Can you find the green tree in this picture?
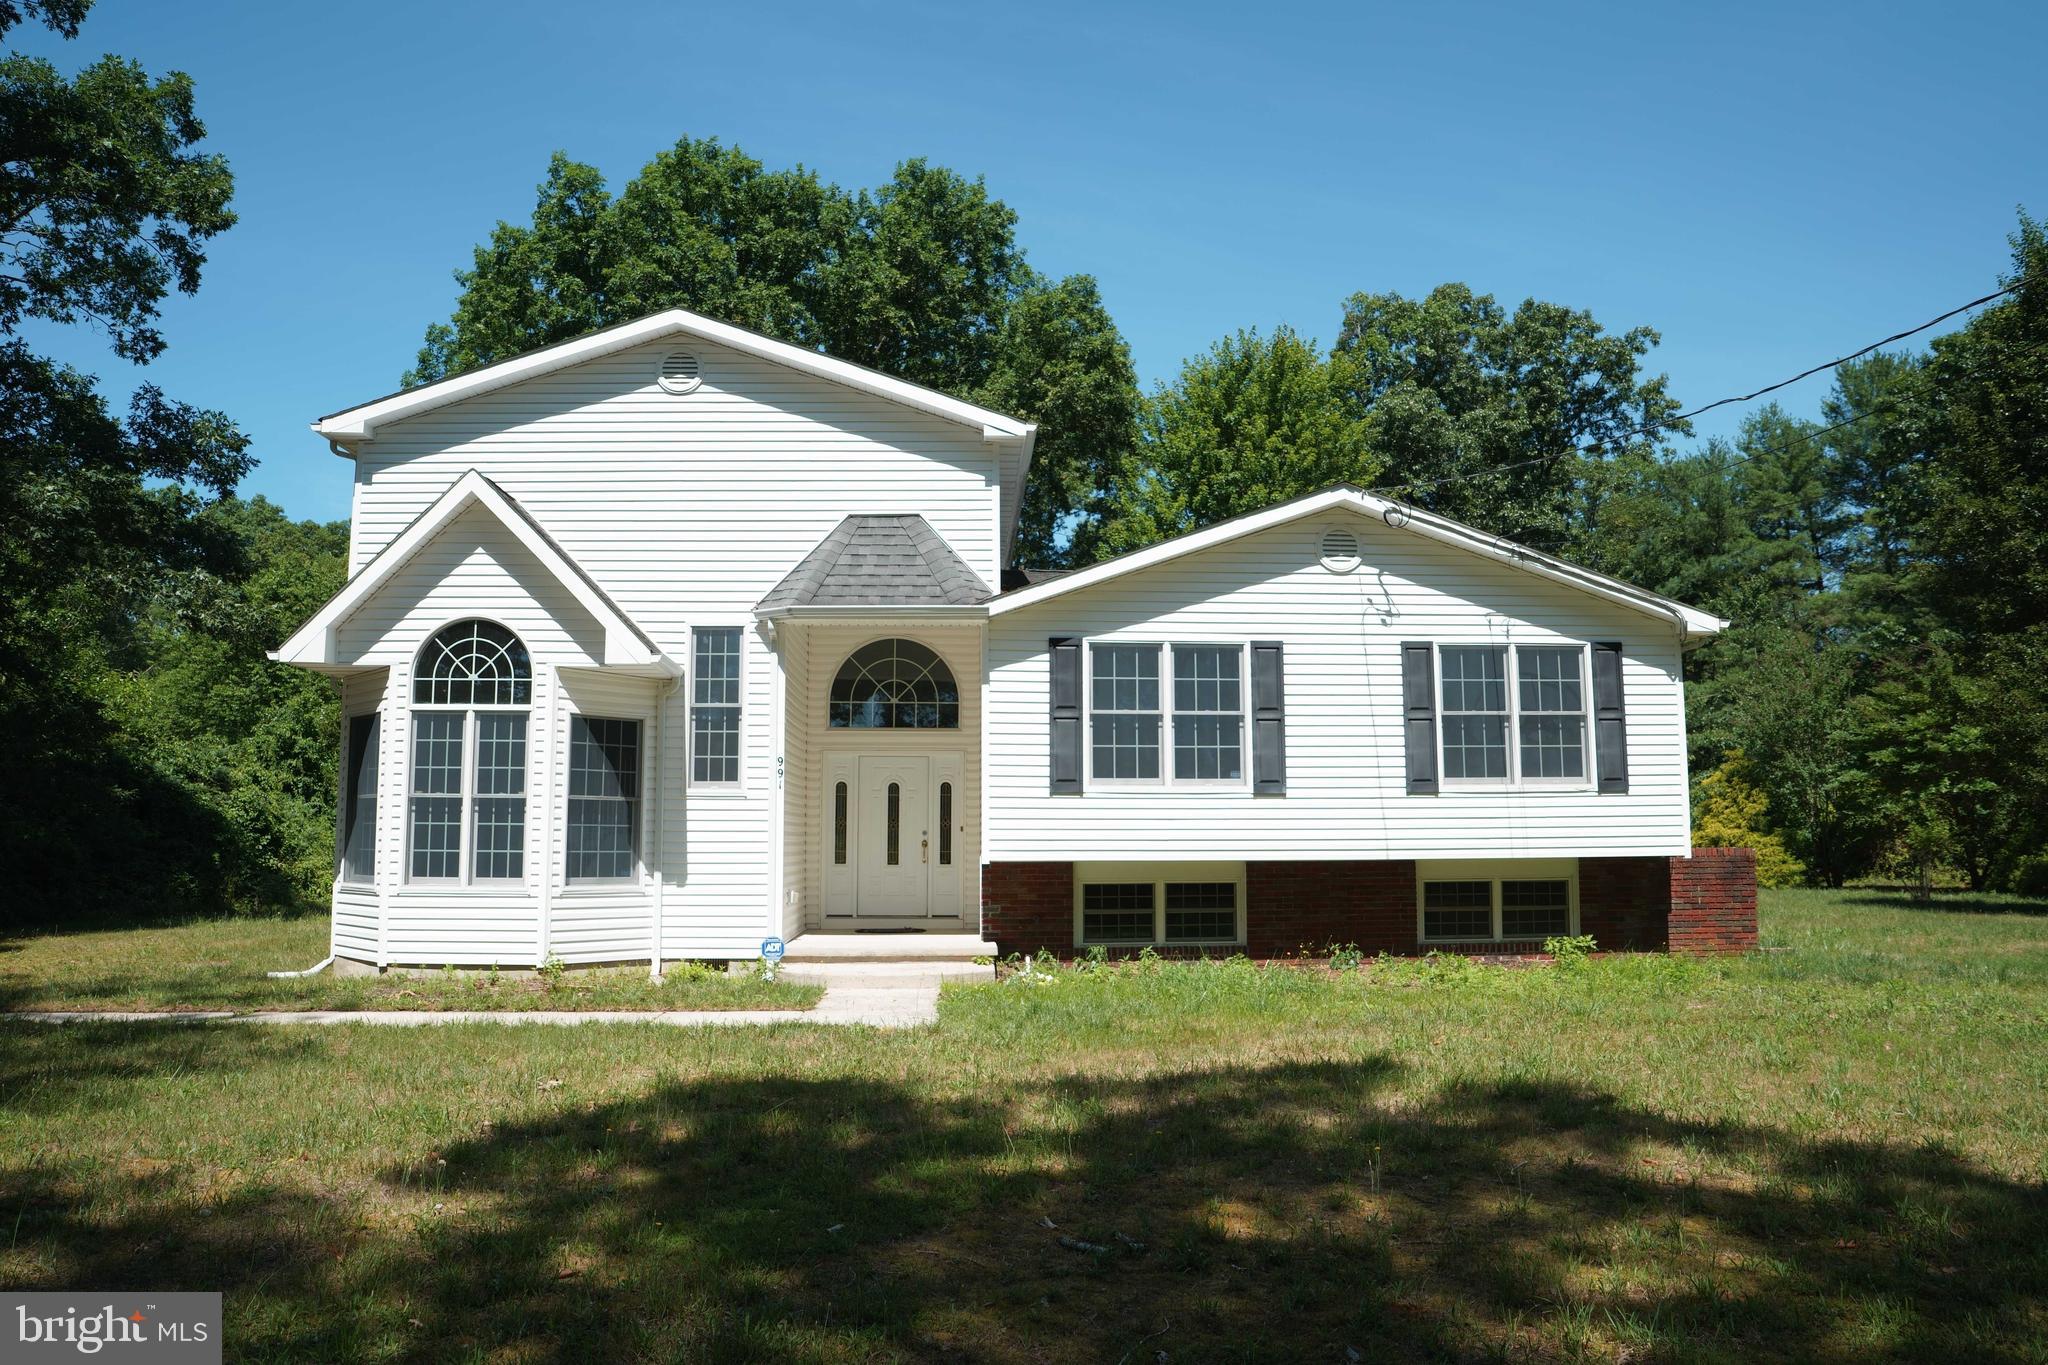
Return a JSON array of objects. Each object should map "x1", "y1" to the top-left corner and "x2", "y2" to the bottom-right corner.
[
  {"x1": 1096, "y1": 327, "x2": 1377, "y2": 553},
  {"x1": 0, "y1": 1, "x2": 264, "y2": 924},
  {"x1": 1329, "y1": 283, "x2": 1685, "y2": 550},
  {"x1": 1691, "y1": 623, "x2": 1883, "y2": 887},
  {"x1": 1820, "y1": 352, "x2": 1927, "y2": 629},
  {"x1": 407, "y1": 139, "x2": 1138, "y2": 568}
]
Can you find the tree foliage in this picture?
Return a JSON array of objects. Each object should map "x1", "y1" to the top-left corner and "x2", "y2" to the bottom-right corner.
[
  {"x1": 407, "y1": 141, "x2": 1140, "y2": 567},
  {"x1": 0, "y1": 2, "x2": 332, "y2": 926}
]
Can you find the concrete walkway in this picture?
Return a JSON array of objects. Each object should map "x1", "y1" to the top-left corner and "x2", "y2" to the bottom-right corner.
[{"x1": 5, "y1": 963, "x2": 989, "y2": 1031}]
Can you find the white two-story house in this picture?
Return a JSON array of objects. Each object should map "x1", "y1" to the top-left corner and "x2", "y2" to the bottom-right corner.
[{"x1": 274, "y1": 309, "x2": 1758, "y2": 972}]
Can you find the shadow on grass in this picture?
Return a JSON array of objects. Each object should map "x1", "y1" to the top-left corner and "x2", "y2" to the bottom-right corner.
[
  {"x1": 5, "y1": 1056, "x2": 2045, "y2": 1362},
  {"x1": 1833, "y1": 888, "x2": 2048, "y2": 918}
]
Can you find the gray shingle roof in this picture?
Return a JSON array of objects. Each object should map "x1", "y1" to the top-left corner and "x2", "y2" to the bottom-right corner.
[{"x1": 757, "y1": 515, "x2": 992, "y2": 612}]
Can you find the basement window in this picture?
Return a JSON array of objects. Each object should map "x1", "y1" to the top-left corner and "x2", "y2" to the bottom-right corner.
[
  {"x1": 1416, "y1": 860, "x2": 1578, "y2": 945},
  {"x1": 1073, "y1": 862, "x2": 1246, "y2": 947}
]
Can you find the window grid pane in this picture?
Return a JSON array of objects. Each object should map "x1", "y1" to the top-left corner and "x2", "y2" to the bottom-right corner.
[
  {"x1": 1091, "y1": 715, "x2": 1160, "y2": 781},
  {"x1": 409, "y1": 713, "x2": 464, "y2": 880},
  {"x1": 1165, "y1": 882, "x2": 1236, "y2": 941},
  {"x1": 938, "y1": 782, "x2": 952, "y2": 866},
  {"x1": 692, "y1": 628, "x2": 743, "y2": 783},
  {"x1": 1501, "y1": 880, "x2": 1571, "y2": 939},
  {"x1": 1082, "y1": 883, "x2": 1155, "y2": 942},
  {"x1": 1517, "y1": 646, "x2": 1586, "y2": 780},
  {"x1": 1171, "y1": 646, "x2": 1243, "y2": 781},
  {"x1": 1090, "y1": 645, "x2": 1159, "y2": 713},
  {"x1": 1440, "y1": 646, "x2": 1509, "y2": 780},
  {"x1": 566, "y1": 717, "x2": 640, "y2": 882},
  {"x1": 414, "y1": 619, "x2": 531, "y2": 706},
  {"x1": 469, "y1": 714, "x2": 526, "y2": 880},
  {"x1": 1423, "y1": 880, "x2": 1494, "y2": 939}
]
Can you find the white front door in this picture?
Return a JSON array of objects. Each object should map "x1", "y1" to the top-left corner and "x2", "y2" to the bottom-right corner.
[{"x1": 856, "y1": 755, "x2": 929, "y2": 917}]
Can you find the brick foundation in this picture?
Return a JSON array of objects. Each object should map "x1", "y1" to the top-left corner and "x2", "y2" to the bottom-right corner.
[
  {"x1": 1244, "y1": 860, "x2": 1417, "y2": 957},
  {"x1": 980, "y1": 849, "x2": 1758, "y2": 959},
  {"x1": 980, "y1": 861, "x2": 1077, "y2": 958},
  {"x1": 1667, "y1": 846, "x2": 1760, "y2": 954}
]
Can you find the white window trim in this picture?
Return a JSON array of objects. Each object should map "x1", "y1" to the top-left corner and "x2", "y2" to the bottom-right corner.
[
  {"x1": 688, "y1": 624, "x2": 747, "y2": 794},
  {"x1": 1414, "y1": 858, "x2": 1579, "y2": 945},
  {"x1": 561, "y1": 711, "x2": 649, "y2": 889},
  {"x1": 337, "y1": 709, "x2": 379, "y2": 888},
  {"x1": 1435, "y1": 641, "x2": 1595, "y2": 793},
  {"x1": 1083, "y1": 640, "x2": 1251, "y2": 792},
  {"x1": 405, "y1": 703, "x2": 531, "y2": 889},
  {"x1": 1073, "y1": 861, "x2": 1248, "y2": 948}
]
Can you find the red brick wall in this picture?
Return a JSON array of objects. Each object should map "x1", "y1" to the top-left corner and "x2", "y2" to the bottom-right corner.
[
  {"x1": 1667, "y1": 846, "x2": 1760, "y2": 954},
  {"x1": 1244, "y1": 861, "x2": 1417, "y2": 957},
  {"x1": 980, "y1": 850, "x2": 1758, "y2": 959},
  {"x1": 1580, "y1": 856, "x2": 1672, "y2": 951},
  {"x1": 980, "y1": 861, "x2": 1075, "y2": 958}
]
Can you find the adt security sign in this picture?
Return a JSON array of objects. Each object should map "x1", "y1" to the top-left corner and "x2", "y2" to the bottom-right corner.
[{"x1": 760, "y1": 936, "x2": 786, "y2": 978}]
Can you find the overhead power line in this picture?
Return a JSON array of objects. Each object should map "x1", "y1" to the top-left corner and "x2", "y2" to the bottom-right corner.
[{"x1": 1365, "y1": 271, "x2": 2042, "y2": 503}]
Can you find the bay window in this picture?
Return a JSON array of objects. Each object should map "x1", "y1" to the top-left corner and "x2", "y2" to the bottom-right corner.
[
  {"x1": 408, "y1": 620, "x2": 531, "y2": 884},
  {"x1": 566, "y1": 716, "x2": 641, "y2": 883}
]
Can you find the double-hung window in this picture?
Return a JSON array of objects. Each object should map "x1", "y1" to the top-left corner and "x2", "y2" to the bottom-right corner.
[
  {"x1": 1438, "y1": 643, "x2": 1590, "y2": 787},
  {"x1": 339, "y1": 712, "x2": 379, "y2": 883},
  {"x1": 408, "y1": 620, "x2": 531, "y2": 884},
  {"x1": 1088, "y1": 642, "x2": 1245, "y2": 787},
  {"x1": 1089, "y1": 644, "x2": 1160, "y2": 781},
  {"x1": 566, "y1": 717, "x2": 641, "y2": 882},
  {"x1": 1171, "y1": 645, "x2": 1243, "y2": 781},
  {"x1": 691, "y1": 626, "x2": 742, "y2": 786}
]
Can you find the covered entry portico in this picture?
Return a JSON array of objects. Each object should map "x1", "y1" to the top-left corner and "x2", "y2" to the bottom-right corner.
[{"x1": 755, "y1": 513, "x2": 996, "y2": 945}]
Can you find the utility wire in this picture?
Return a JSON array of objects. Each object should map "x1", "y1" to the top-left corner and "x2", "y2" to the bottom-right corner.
[{"x1": 1365, "y1": 271, "x2": 2042, "y2": 503}]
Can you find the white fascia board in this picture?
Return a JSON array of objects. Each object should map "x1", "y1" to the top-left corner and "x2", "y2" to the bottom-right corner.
[
  {"x1": 273, "y1": 470, "x2": 676, "y2": 673},
  {"x1": 314, "y1": 309, "x2": 1034, "y2": 444},
  {"x1": 1000, "y1": 426, "x2": 1039, "y2": 564},
  {"x1": 989, "y1": 487, "x2": 1726, "y2": 639}
]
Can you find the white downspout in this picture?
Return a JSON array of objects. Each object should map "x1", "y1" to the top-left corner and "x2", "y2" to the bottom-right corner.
[{"x1": 649, "y1": 669, "x2": 685, "y2": 979}]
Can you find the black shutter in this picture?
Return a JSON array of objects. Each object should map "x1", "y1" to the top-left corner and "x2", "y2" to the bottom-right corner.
[
  {"x1": 1401, "y1": 642, "x2": 1438, "y2": 795},
  {"x1": 1250, "y1": 641, "x2": 1286, "y2": 795},
  {"x1": 1049, "y1": 637, "x2": 1082, "y2": 794},
  {"x1": 1591, "y1": 641, "x2": 1628, "y2": 794}
]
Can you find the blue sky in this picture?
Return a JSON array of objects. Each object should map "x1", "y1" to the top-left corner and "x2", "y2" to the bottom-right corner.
[{"x1": 20, "y1": 0, "x2": 2045, "y2": 524}]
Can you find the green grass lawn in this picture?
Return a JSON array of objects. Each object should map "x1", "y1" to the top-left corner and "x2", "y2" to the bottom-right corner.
[
  {"x1": 0, "y1": 914, "x2": 820, "y2": 1012},
  {"x1": 2, "y1": 888, "x2": 2044, "y2": 1362}
]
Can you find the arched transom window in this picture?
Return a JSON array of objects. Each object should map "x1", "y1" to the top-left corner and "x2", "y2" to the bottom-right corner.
[
  {"x1": 414, "y1": 619, "x2": 532, "y2": 705},
  {"x1": 409, "y1": 620, "x2": 532, "y2": 883},
  {"x1": 829, "y1": 638, "x2": 959, "y2": 729}
]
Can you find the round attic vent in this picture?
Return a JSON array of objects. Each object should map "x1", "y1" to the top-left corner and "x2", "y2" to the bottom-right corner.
[
  {"x1": 1319, "y1": 526, "x2": 1361, "y2": 573},
  {"x1": 657, "y1": 351, "x2": 702, "y2": 394}
]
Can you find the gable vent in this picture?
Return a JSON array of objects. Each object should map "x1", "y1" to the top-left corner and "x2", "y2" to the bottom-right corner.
[
  {"x1": 1319, "y1": 526, "x2": 1361, "y2": 573},
  {"x1": 657, "y1": 351, "x2": 702, "y2": 394}
]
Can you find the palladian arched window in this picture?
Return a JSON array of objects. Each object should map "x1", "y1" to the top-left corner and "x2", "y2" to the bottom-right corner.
[
  {"x1": 829, "y1": 638, "x2": 959, "y2": 729},
  {"x1": 409, "y1": 620, "x2": 532, "y2": 883}
]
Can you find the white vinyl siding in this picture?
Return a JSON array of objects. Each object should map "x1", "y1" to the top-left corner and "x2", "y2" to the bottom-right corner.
[
  {"x1": 336, "y1": 338, "x2": 1000, "y2": 960},
  {"x1": 987, "y1": 509, "x2": 1693, "y2": 862}
]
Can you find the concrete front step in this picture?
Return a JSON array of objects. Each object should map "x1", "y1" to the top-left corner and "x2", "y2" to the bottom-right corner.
[
  {"x1": 779, "y1": 931, "x2": 996, "y2": 963},
  {"x1": 776, "y1": 959, "x2": 993, "y2": 985}
]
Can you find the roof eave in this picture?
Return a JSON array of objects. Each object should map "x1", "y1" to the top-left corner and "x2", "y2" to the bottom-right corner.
[{"x1": 314, "y1": 309, "x2": 1034, "y2": 445}]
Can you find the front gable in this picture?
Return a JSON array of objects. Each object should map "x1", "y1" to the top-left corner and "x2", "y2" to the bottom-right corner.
[{"x1": 272, "y1": 470, "x2": 668, "y2": 675}]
